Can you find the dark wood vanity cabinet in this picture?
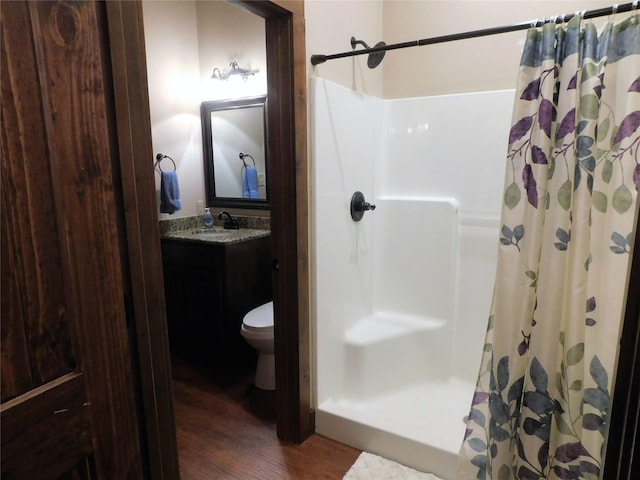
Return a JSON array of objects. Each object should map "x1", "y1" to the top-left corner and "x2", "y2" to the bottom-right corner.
[{"x1": 161, "y1": 235, "x2": 272, "y2": 365}]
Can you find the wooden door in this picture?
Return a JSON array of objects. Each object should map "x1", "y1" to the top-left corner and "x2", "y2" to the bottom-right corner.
[{"x1": 1, "y1": 2, "x2": 143, "y2": 478}]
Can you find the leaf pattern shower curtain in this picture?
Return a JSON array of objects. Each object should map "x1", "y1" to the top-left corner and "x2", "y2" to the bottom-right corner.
[{"x1": 459, "y1": 13, "x2": 640, "y2": 480}]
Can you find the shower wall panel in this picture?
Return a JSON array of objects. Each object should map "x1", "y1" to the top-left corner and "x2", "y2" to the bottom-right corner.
[{"x1": 312, "y1": 78, "x2": 516, "y2": 477}]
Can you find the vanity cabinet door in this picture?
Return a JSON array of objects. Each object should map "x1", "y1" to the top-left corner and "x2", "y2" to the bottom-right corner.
[
  {"x1": 161, "y1": 240, "x2": 225, "y2": 363},
  {"x1": 162, "y1": 263, "x2": 224, "y2": 360}
]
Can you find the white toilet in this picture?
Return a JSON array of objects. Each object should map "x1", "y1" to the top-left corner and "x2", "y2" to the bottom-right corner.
[{"x1": 240, "y1": 301, "x2": 275, "y2": 390}]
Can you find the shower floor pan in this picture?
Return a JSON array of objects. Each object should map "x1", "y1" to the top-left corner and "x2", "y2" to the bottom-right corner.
[
  {"x1": 316, "y1": 313, "x2": 474, "y2": 480},
  {"x1": 317, "y1": 379, "x2": 473, "y2": 480}
]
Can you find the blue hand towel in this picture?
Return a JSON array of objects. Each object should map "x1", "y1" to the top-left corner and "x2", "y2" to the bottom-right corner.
[
  {"x1": 243, "y1": 166, "x2": 260, "y2": 198},
  {"x1": 160, "y1": 171, "x2": 182, "y2": 214}
]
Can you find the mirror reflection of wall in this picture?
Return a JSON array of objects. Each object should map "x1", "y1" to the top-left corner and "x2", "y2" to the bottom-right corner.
[
  {"x1": 143, "y1": 0, "x2": 267, "y2": 219},
  {"x1": 205, "y1": 99, "x2": 267, "y2": 201},
  {"x1": 212, "y1": 108, "x2": 261, "y2": 197}
]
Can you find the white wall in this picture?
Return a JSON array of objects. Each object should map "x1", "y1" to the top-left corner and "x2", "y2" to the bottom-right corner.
[
  {"x1": 143, "y1": 1, "x2": 204, "y2": 220},
  {"x1": 382, "y1": 0, "x2": 620, "y2": 98},
  {"x1": 196, "y1": 1, "x2": 267, "y2": 102},
  {"x1": 143, "y1": 0, "x2": 266, "y2": 219}
]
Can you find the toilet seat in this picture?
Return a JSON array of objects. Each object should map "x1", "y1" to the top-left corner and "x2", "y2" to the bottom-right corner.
[{"x1": 242, "y1": 301, "x2": 273, "y2": 331}]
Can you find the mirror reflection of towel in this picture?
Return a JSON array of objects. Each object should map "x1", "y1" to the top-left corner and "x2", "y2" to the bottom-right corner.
[
  {"x1": 160, "y1": 171, "x2": 182, "y2": 214},
  {"x1": 243, "y1": 166, "x2": 260, "y2": 198}
]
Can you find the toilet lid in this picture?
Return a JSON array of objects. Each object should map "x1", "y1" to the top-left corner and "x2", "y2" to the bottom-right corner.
[{"x1": 243, "y1": 301, "x2": 274, "y2": 329}]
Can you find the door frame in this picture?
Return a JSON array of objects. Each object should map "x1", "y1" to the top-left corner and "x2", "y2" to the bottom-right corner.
[
  {"x1": 105, "y1": 1, "x2": 311, "y2": 477},
  {"x1": 234, "y1": 0, "x2": 312, "y2": 443},
  {"x1": 105, "y1": 3, "x2": 179, "y2": 478}
]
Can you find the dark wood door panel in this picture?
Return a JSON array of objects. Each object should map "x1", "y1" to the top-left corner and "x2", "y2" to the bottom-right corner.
[
  {"x1": 1, "y1": 1, "x2": 143, "y2": 478},
  {"x1": 1, "y1": 373, "x2": 93, "y2": 479},
  {"x1": 1, "y1": 0, "x2": 76, "y2": 402}
]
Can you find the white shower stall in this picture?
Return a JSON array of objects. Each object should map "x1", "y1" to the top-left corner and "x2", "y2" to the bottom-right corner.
[{"x1": 311, "y1": 77, "x2": 515, "y2": 480}]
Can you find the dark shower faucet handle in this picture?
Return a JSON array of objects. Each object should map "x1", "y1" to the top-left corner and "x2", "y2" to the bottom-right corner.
[{"x1": 350, "y1": 191, "x2": 376, "y2": 222}]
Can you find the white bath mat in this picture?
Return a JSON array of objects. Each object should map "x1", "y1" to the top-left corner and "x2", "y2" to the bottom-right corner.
[{"x1": 343, "y1": 452, "x2": 443, "y2": 480}]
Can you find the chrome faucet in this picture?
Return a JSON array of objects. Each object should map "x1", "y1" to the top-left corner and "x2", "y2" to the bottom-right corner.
[{"x1": 218, "y1": 211, "x2": 239, "y2": 230}]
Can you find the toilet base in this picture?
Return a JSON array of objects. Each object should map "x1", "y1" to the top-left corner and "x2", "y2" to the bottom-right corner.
[{"x1": 254, "y1": 352, "x2": 275, "y2": 390}]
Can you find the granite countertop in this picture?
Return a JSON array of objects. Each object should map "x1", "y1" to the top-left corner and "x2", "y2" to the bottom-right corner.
[
  {"x1": 161, "y1": 227, "x2": 270, "y2": 245},
  {"x1": 159, "y1": 215, "x2": 270, "y2": 245}
]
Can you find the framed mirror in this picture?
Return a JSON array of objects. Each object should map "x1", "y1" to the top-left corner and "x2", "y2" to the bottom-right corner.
[{"x1": 201, "y1": 95, "x2": 269, "y2": 209}]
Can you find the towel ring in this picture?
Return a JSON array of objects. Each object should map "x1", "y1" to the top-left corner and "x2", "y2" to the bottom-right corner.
[
  {"x1": 156, "y1": 153, "x2": 176, "y2": 172},
  {"x1": 239, "y1": 152, "x2": 256, "y2": 168}
]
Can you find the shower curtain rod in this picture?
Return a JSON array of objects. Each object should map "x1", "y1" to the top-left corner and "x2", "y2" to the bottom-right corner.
[{"x1": 310, "y1": 2, "x2": 637, "y2": 66}]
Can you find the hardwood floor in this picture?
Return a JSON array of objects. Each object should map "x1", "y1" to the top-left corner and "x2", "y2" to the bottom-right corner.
[{"x1": 171, "y1": 355, "x2": 361, "y2": 479}]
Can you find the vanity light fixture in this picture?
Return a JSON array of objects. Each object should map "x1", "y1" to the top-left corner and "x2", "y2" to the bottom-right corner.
[{"x1": 211, "y1": 61, "x2": 258, "y2": 81}]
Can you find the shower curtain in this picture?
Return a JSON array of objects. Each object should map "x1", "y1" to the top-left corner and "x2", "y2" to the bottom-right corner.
[{"x1": 459, "y1": 13, "x2": 639, "y2": 480}]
